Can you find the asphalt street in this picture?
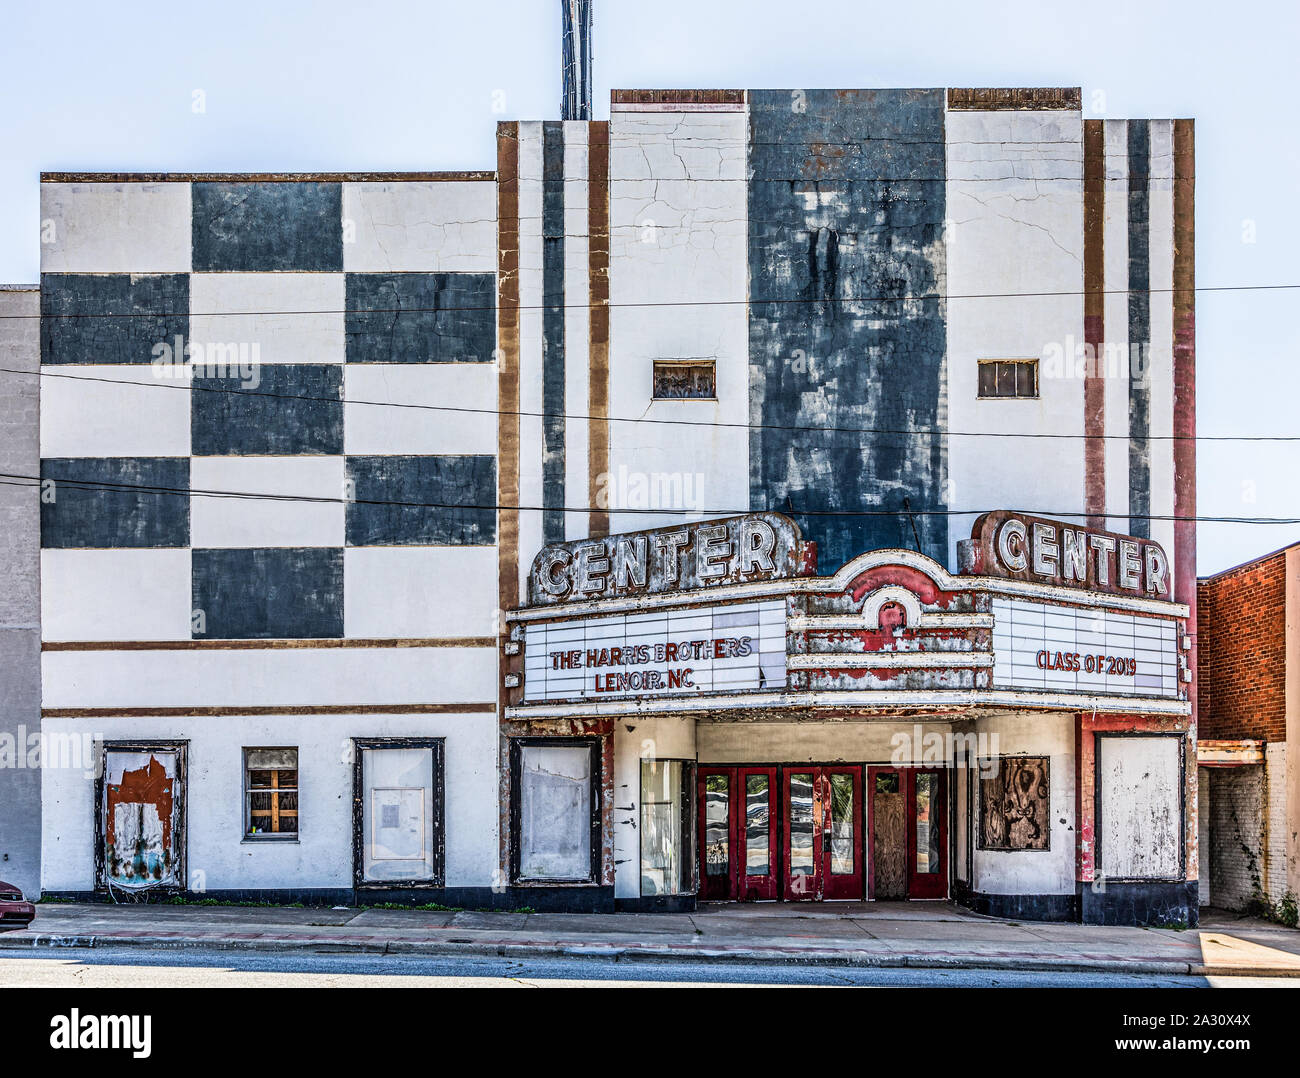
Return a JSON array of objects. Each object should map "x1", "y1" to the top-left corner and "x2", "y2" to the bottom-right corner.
[{"x1": 0, "y1": 946, "x2": 1292, "y2": 988}]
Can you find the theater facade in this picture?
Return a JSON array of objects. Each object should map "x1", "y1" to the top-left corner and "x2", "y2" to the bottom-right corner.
[
  {"x1": 32, "y1": 84, "x2": 1197, "y2": 927},
  {"x1": 503, "y1": 511, "x2": 1194, "y2": 924}
]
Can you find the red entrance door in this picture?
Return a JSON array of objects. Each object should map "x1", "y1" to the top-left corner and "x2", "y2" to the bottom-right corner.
[
  {"x1": 907, "y1": 768, "x2": 947, "y2": 898},
  {"x1": 868, "y1": 767, "x2": 948, "y2": 899},
  {"x1": 781, "y1": 766, "x2": 864, "y2": 901},
  {"x1": 697, "y1": 767, "x2": 778, "y2": 901}
]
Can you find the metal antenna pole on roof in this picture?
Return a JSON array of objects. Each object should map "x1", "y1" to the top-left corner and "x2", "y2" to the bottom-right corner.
[{"x1": 561, "y1": 0, "x2": 593, "y2": 121}]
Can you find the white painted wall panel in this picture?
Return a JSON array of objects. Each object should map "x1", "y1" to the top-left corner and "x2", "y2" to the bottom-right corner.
[
  {"x1": 41, "y1": 646, "x2": 497, "y2": 708},
  {"x1": 613, "y1": 715, "x2": 696, "y2": 900},
  {"x1": 190, "y1": 456, "x2": 345, "y2": 548},
  {"x1": 342, "y1": 181, "x2": 497, "y2": 273},
  {"x1": 40, "y1": 182, "x2": 191, "y2": 272},
  {"x1": 945, "y1": 111, "x2": 1085, "y2": 571},
  {"x1": 563, "y1": 122, "x2": 591, "y2": 541},
  {"x1": 516, "y1": 123, "x2": 546, "y2": 596},
  {"x1": 41, "y1": 549, "x2": 192, "y2": 641},
  {"x1": 970, "y1": 712, "x2": 1076, "y2": 894},
  {"x1": 40, "y1": 711, "x2": 499, "y2": 890},
  {"x1": 1146, "y1": 120, "x2": 1177, "y2": 567},
  {"x1": 343, "y1": 364, "x2": 497, "y2": 455},
  {"x1": 344, "y1": 547, "x2": 499, "y2": 637},
  {"x1": 608, "y1": 110, "x2": 749, "y2": 535},
  {"x1": 1102, "y1": 120, "x2": 1131, "y2": 532},
  {"x1": 190, "y1": 273, "x2": 345, "y2": 365},
  {"x1": 40, "y1": 365, "x2": 190, "y2": 457}
]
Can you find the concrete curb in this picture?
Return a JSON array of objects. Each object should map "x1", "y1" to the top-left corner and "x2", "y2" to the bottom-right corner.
[{"x1": 3, "y1": 930, "x2": 1284, "y2": 976}]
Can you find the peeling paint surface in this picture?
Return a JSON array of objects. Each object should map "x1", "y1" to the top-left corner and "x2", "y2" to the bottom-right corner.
[
  {"x1": 104, "y1": 751, "x2": 180, "y2": 888},
  {"x1": 748, "y1": 89, "x2": 948, "y2": 570}
]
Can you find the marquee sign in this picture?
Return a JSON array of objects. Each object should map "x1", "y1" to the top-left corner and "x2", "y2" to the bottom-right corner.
[
  {"x1": 526, "y1": 513, "x2": 806, "y2": 606},
  {"x1": 991, "y1": 597, "x2": 1180, "y2": 699},
  {"x1": 523, "y1": 599, "x2": 787, "y2": 702},
  {"x1": 958, "y1": 512, "x2": 1170, "y2": 598}
]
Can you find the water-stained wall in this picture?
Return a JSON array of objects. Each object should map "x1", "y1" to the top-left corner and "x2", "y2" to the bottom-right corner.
[{"x1": 747, "y1": 89, "x2": 949, "y2": 571}]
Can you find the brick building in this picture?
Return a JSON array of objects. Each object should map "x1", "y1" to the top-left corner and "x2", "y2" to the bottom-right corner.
[{"x1": 1196, "y1": 544, "x2": 1299, "y2": 913}]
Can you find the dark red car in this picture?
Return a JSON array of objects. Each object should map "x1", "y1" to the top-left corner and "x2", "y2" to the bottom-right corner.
[{"x1": 0, "y1": 881, "x2": 35, "y2": 930}]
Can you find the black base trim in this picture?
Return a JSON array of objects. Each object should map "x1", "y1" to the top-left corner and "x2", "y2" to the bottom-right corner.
[
  {"x1": 954, "y1": 883, "x2": 1079, "y2": 922},
  {"x1": 1080, "y1": 880, "x2": 1199, "y2": 927},
  {"x1": 614, "y1": 894, "x2": 697, "y2": 913},
  {"x1": 44, "y1": 885, "x2": 617, "y2": 913}
]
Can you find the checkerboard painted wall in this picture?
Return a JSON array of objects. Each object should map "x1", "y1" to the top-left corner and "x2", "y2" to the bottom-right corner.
[{"x1": 39, "y1": 179, "x2": 500, "y2": 640}]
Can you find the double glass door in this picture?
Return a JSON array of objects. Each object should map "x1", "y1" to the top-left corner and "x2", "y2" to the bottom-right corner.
[
  {"x1": 697, "y1": 764, "x2": 944, "y2": 902},
  {"x1": 782, "y1": 767, "x2": 863, "y2": 900}
]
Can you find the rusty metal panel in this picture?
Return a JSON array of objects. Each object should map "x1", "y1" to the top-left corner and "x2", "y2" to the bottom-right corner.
[
  {"x1": 946, "y1": 87, "x2": 1081, "y2": 111},
  {"x1": 99, "y1": 746, "x2": 185, "y2": 890}
]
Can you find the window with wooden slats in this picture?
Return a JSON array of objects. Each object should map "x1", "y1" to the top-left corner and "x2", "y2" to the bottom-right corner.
[{"x1": 245, "y1": 748, "x2": 299, "y2": 838}]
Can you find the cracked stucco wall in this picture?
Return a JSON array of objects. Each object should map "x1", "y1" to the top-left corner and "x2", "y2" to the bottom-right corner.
[
  {"x1": 608, "y1": 108, "x2": 750, "y2": 534},
  {"x1": 944, "y1": 108, "x2": 1085, "y2": 571}
]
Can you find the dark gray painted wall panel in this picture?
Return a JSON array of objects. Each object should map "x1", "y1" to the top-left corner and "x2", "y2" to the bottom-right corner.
[
  {"x1": 40, "y1": 456, "x2": 190, "y2": 548},
  {"x1": 192, "y1": 547, "x2": 344, "y2": 639},
  {"x1": 1127, "y1": 120, "x2": 1152, "y2": 539},
  {"x1": 541, "y1": 121, "x2": 566, "y2": 543},
  {"x1": 192, "y1": 182, "x2": 343, "y2": 272},
  {"x1": 41, "y1": 273, "x2": 189, "y2": 365},
  {"x1": 344, "y1": 272, "x2": 496, "y2": 363},
  {"x1": 345, "y1": 454, "x2": 496, "y2": 546},
  {"x1": 191, "y1": 364, "x2": 343, "y2": 456},
  {"x1": 747, "y1": 88, "x2": 948, "y2": 570}
]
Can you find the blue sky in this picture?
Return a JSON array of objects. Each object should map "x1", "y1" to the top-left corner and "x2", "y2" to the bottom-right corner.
[{"x1": 2, "y1": 0, "x2": 1295, "y2": 573}]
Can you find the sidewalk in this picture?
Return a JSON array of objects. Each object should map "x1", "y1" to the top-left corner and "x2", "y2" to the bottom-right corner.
[{"x1": 4, "y1": 900, "x2": 1299, "y2": 977}]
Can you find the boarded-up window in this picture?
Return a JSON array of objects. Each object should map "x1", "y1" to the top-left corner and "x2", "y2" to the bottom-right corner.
[
  {"x1": 1098, "y1": 735, "x2": 1182, "y2": 879},
  {"x1": 245, "y1": 748, "x2": 298, "y2": 837},
  {"x1": 517, "y1": 743, "x2": 596, "y2": 880},
  {"x1": 979, "y1": 756, "x2": 1050, "y2": 850},
  {"x1": 978, "y1": 359, "x2": 1038, "y2": 398},
  {"x1": 360, "y1": 745, "x2": 438, "y2": 883},
  {"x1": 652, "y1": 361, "x2": 716, "y2": 400},
  {"x1": 101, "y1": 747, "x2": 184, "y2": 890}
]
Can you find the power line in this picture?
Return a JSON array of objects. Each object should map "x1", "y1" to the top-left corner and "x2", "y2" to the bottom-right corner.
[
  {"x1": 7, "y1": 471, "x2": 1298, "y2": 525},
  {"x1": 4, "y1": 365, "x2": 1296, "y2": 443},
  {"x1": 3, "y1": 281, "x2": 1295, "y2": 321}
]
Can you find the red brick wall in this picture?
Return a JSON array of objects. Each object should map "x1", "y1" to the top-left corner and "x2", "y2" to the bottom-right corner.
[{"x1": 1197, "y1": 551, "x2": 1287, "y2": 741}]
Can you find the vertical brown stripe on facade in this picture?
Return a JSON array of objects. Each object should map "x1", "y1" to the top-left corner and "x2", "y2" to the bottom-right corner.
[
  {"x1": 1083, "y1": 119, "x2": 1106, "y2": 529},
  {"x1": 1172, "y1": 118, "x2": 1198, "y2": 879},
  {"x1": 497, "y1": 123, "x2": 521, "y2": 875},
  {"x1": 587, "y1": 120, "x2": 611, "y2": 539}
]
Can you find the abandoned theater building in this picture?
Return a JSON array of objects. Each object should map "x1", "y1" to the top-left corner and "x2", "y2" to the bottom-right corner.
[{"x1": 32, "y1": 84, "x2": 1198, "y2": 925}]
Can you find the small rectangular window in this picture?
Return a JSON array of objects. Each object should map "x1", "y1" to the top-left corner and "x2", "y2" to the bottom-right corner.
[
  {"x1": 977, "y1": 359, "x2": 1038, "y2": 399},
  {"x1": 652, "y1": 360, "x2": 716, "y2": 400},
  {"x1": 245, "y1": 748, "x2": 298, "y2": 838}
]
